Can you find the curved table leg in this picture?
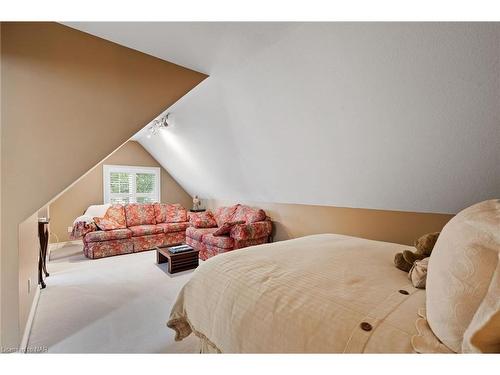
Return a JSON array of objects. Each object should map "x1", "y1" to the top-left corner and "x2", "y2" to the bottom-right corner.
[
  {"x1": 38, "y1": 251, "x2": 46, "y2": 289},
  {"x1": 38, "y1": 221, "x2": 49, "y2": 287},
  {"x1": 42, "y1": 228, "x2": 49, "y2": 277}
]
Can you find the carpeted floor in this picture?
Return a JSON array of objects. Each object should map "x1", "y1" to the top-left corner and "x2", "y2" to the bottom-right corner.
[{"x1": 28, "y1": 243, "x2": 199, "y2": 353}]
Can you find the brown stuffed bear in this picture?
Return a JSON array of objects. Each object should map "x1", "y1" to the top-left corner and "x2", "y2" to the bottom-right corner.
[{"x1": 394, "y1": 232, "x2": 440, "y2": 272}]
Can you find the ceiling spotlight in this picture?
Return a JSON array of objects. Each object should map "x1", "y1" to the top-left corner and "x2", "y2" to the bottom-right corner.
[{"x1": 148, "y1": 113, "x2": 170, "y2": 135}]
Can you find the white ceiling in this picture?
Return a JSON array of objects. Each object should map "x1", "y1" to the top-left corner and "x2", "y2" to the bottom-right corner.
[
  {"x1": 63, "y1": 22, "x2": 301, "y2": 75},
  {"x1": 64, "y1": 22, "x2": 500, "y2": 214}
]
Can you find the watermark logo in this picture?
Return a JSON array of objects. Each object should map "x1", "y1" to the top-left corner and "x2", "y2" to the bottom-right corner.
[{"x1": 1, "y1": 346, "x2": 48, "y2": 353}]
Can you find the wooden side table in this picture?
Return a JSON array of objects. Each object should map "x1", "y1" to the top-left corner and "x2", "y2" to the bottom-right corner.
[
  {"x1": 38, "y1": 218, "x2": 50, "y2": 289},
  {"x1": 156, "y1": 246, "x2": 199, "y2": 274}
]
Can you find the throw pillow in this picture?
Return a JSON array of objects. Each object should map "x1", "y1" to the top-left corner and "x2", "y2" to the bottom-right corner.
[
  {"x1": 189, "y1": 211, "x2": 217, "y2": 228},
  {"x1": 103, "y1": 204, "x2": 127, "y2": 228},
  {"x1": 232, "y1": 205, "x2": 267, "y2": 224},
  {"x1": 212, "y1": 221, "x2": 245, "y2": 236},
  {"x1": 94, "y1": 217, "x2": 122, "y2": 231},
  {"x1": 213, "y1": 205, "x2": 240, "y2": 227}
]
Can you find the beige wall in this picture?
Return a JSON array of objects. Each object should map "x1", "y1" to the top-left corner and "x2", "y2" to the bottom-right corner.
[
  {"x1": 18, "y1": 212, "x2": 39, "y2": 342},
  {"x1": 206, "y1": 199, "x2": 453, "y2": 246},
  {"x1": 49, "y1": 141, "x2": 192, "y2": 243},
  {"x1": 1, "y1": 22, "x2": 206, "y2": 348}
]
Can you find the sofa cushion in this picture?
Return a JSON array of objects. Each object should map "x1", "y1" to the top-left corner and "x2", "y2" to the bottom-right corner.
[
  {"x1": 186, "y1": 226, "x2": 217, "y2": 242},
  {"x1": 129, "y1": 225, "x2": 164, "y2": 237},
  {"x1": 94, "y1": 217, "x2": 123, "y2": 231},
  {"x1": 156, "y1": 222, "x2": 190, "y2": 234},
  {"x1": 154, "y1": 203, "x2": 188, "y2": 223},
  {"x1": 103, "y1": 204, "x2": 127, "y2": 228},
  {"x1": 85, "y1": 228, "x2": 132, "y2": 243},
  {"x1": 202, "y1": 233, "x2": 234, "y2": 249},
  {"x1": 213, "y1": 205, "x2": 240, "y2": 227},
  {"x1": 232, "y1": 205, "x2": 267, "y2": 224},
  {"x1": 213, "y1": 221, "x2": 245, "y2": 236},
  {"x1": 125, "y1": 203, "x2": 156, "y2": 226},
  {"x1": 189, "y1": 211, "x2": 217, "y2": 228}
]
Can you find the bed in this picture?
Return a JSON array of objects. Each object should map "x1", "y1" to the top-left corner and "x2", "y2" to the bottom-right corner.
[
  {"x1": 167, "y1": 233, "x2": 439, "y2": 353},
  {"x1": 168, "y1": 200, "x2": 500, "y2": 353}
]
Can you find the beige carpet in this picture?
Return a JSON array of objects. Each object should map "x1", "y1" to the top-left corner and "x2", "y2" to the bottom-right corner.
[{"x1": 28, "y1": 243, "x2": 199, "y2": 353}]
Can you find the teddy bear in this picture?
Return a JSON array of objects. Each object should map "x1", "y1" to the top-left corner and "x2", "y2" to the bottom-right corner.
[{"x1": 394, "y1": 232, "x2": 440, "y2": 272}]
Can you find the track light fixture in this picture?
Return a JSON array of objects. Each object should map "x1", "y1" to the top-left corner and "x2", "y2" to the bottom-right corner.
[{"x1": 148, "y1": 113, "x2": 170, "y2": 135}]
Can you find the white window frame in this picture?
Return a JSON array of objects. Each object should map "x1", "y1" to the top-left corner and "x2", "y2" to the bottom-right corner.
[{"x1": 103, "y1": 165, "x2": 161, "y2": 204}]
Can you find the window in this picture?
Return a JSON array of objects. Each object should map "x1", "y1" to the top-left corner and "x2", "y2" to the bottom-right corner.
[{"x1": 103, "y1": 165, "x2": 160, "y2": 204}]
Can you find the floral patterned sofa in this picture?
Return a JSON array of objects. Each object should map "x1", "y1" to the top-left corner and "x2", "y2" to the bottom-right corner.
[
  {"x1": 79, "y1": 203, "x2": 189, "y2": 259},
  {"x1": 186, "y1": 204, "x2": 273, "y2": 260}
]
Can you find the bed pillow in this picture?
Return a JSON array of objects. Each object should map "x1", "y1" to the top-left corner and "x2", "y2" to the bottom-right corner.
[
  {"x1": 93, "y1": 217, "x2": 123, "y2": 231},
  {"x1": 463, "y1": 262, "x2": 500, "y2": 353},
  {"x1": 212, "y1": 221, "x2": 245, "y2": 236},
  {"x1": 426, "y1": 199, "x2": 500, "y2": 353},
  {"x1": 189, "y1": 211, "x2": 218, "y2": 228}
]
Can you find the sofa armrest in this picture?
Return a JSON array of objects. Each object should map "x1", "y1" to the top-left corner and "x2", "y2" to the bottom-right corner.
[
  {"x1": 188, "y1": 211, "x2": 218, "y2": 228},
  {"x1": 230, "y1": 220, "x2": 272, "y2": 241},
  {"x1": 71, "y1": 221, "x2": 97, "y2": 240}
]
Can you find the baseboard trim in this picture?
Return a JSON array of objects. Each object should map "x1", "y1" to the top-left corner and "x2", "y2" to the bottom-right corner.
[
  {"x1": 48, "y1": 240, "x2": 81, "y2": 260},
  {"x1": 20, "y1": 285, "x2": 41, "y2": 353}
]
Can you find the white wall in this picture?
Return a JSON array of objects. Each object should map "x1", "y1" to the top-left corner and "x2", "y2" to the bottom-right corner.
[{"x1": 138, "y1": 23, "x2": 500, "y2": 214}]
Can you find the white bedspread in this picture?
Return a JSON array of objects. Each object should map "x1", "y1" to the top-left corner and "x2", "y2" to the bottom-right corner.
[{"x1": 168, "y1": 234, "x2": 429, "y2": 353}]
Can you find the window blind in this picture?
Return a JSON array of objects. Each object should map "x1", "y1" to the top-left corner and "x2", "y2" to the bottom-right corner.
[{"x1": 103, "y1": 165, "x2": 160, "y2": 204}]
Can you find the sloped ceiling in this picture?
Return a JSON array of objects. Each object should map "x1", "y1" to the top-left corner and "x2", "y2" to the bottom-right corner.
[{"x1": 65, "y1": 22, "x2": 500, "y2": 214}]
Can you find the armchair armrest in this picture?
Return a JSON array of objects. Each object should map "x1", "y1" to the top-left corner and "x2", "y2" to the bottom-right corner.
[
  {"x1": 230, "y1": 220, "x2": 272, "y2": 241},
  {"x1": 188, "y1": 210, "x2": 218, "y2": 228}
]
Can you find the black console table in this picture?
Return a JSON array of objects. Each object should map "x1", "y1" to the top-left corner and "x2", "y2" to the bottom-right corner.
[{"x1": 38, "y1": 218, "x2": 50, "y2": 289}]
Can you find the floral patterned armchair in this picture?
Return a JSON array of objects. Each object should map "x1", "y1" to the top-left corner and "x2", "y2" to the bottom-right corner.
[{"x1": 186, "y1": 204, "x2": 273, "y2": 260}]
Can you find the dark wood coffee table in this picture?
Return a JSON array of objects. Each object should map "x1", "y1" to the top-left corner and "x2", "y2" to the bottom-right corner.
[{"x1": 156, "y1": 245, "x2": 200, "y2": 274}]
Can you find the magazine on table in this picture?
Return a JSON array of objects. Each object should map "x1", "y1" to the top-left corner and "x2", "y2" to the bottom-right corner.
[{"x1": 168, "y1": 244, "x2": 193, "y2": 253}]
